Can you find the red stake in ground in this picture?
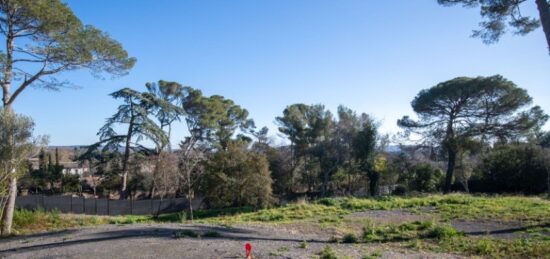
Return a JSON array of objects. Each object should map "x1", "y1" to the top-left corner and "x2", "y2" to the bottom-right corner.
[{"x1": 245, "y1": 242, "x2": 252, "y2": 259}]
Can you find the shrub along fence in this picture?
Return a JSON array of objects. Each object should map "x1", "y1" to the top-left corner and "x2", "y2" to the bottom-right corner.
[{"x1": 15, "y1": 195, "x2": 201, "y2": 216}]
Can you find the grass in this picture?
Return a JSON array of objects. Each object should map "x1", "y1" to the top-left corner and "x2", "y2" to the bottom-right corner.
[
  {"x1": 196, "y1": 194, "x2": 550, "y2": 226},
  {"x1": 322, "y1": 194, "x2": 550, "y2": 223},
  {"x1": 11, "y1": 209, "x2": 109, "y2": 235},
  {"x1": 361, "y1": 220, "x2": 461, "y2": 242},
  {"x1": 426, "y1": 236, "x2": 550, "y2": 258},
  {"x1": 318, "y1": 245, "x2": 338, "y2": 259}
]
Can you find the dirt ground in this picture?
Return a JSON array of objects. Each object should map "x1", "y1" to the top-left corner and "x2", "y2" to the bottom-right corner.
[
  {"x1": 1, "y1": 209, "x2": 544, "y2": 259},
  {"x1": 0, "y1": 223, "x2": 461, "y2": 259}
]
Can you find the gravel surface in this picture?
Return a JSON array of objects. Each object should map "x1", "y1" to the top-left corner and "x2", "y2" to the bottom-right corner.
[{"x1": 0, "y1": 223, "x2": 461, "y2": 259}]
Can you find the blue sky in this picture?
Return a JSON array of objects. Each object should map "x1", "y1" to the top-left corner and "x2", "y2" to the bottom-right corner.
[{"x1": 13, "y1": 0, "x2": 550, "y2": 146}]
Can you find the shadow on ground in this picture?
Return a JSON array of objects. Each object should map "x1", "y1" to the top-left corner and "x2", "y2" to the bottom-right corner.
[{"x1": 0, "y1": 225, "x2": 329, "y2": 256}]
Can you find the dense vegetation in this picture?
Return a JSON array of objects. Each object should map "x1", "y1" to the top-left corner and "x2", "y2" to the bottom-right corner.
[{"x1": 6, "y1": 75, "x2": 550, "y2": 223}]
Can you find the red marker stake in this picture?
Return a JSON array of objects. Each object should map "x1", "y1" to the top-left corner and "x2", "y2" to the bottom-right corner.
[{"x1": 245, "y1": 242, "x2": 252, "y2": 259}]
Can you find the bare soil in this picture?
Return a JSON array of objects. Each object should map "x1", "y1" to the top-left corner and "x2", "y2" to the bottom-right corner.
[{"x1": 0, "y1": 223, "x2": 460, "y2": 259}]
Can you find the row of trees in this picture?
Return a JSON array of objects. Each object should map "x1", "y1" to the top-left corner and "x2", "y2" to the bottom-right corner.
[{"x1": 65, "y1": 75, "x2": 548, "y2": 220}]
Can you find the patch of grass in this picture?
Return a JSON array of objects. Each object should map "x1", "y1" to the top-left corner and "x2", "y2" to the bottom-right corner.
[
  {"x1": 12, "y1": 209, "x2": 108, "y2": 235},
  {"x1": 268, "y1": 251, "x2": 281, "y2": 256},
  {"x1": 363, "y1": 251, "x2": 382, "y2": 259},
  {"x1": 199, "y1": 194, "x2": 550, "y2": 225},
  {"x1": 430, "y1": 236, "x2": 550, "y2": 258},
  {"x1": 193, "y1": 206, "x2": 254, "y2": 219},
  {"x1": 299, "y1": 240, "x2": 308, "y2": 249},
  {"x1": 318, "y1": 245, "x2": 338, "y2": 259},
  {"x1": 108, "y1": 214, "x2": 153, "y2": 225},
  {"x1": 362, "y1": 221, "x2": 462, "y2": 242},
  {"x1": 277, "y1": 245, "x2": 289, "y2": 252},
  {"x1": 199, "y1": 203, "x2": 349, "y2": 224}
]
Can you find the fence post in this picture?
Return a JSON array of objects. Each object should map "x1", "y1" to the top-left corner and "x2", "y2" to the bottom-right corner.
[
  {"x1": 35, "y1": 195, "x2": 39, "y2": 210},
  {"x1": 70, "y1": 196, "x2": 73, "y2": 213},
  {"x1": 130, "y1": 198, "x2": 133, "y2": 214},
  {"x1": 95, "y1": 198, "x2": 98, "y2": 215},
  {"x1": 83, "y1": 197, "x2": 86, "y2": 214},
  {"x1": 150, "y1": 199, "x2": 153, "y2": 215},
  {"x1": 107, "y1": 198, "x2": 110, "y2": 215}
]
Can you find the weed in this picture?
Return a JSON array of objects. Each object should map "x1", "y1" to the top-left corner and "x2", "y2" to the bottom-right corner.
[
  {"x1": 277, "y1": 245, "x2": 289, "y2": 252},
  {"x1": 299, "y1": 240, "x2": 308, "y2": 249},
  {"x1": 318, "y1": 245, "x2": 338, "y2": 259},
  {"x1": 363, "y1": 251, "x2": 382, "y2": 259}
]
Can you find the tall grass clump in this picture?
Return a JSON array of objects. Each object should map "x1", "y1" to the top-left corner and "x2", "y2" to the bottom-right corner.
[
  {"x1": 361, "y1": 221, "x2": 462, "y2": 242},
  {"x1": 12, "y1": 208, "x2": 107, "y2": 234}
]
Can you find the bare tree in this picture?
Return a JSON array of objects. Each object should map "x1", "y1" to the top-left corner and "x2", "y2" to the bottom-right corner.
[{"x1": 178, "y1": 136, "x2": 207, "y2": 222}]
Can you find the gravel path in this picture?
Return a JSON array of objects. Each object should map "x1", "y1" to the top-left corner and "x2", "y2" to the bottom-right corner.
[{"x1": 0, "y1": 223, "x2": 460, "y2": 259}]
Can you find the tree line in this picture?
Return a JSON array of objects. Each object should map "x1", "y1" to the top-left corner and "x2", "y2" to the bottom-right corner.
[{"x1": 10, "y1": 74, "x2": 548, "y2": 222}]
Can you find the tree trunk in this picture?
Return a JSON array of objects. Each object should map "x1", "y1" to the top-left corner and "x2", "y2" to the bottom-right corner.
[
  {"x1": 536, "y1": 0, "x2": 550, "y2": 55},
  {"x1": 1, "y1": 20, "x2": 16, "y2": 236},
  {"x1": 120, "y1": 103, "x2": 135, "y2": 200},
  {"x1": 167, "y1": 124, "x2": 172, "y2": 152},
  {"x1": 368, "y1": 171, "x2": 379, "y2": 197},
  {"x1": 444, "y1": 148, "x2": 456, "y2": 193},
  {"x1": 322, "y1": 162, "x2": 329, "y2": 197},
  {"x1": 1, "y1": 174, "x2": 16, "y2": 235},
  {"x1": 187, "y1": 193, "x2": 194, "y2": 222}
]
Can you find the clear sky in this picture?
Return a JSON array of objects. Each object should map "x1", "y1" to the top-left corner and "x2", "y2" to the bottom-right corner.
[{"x1": 13, "y1": 0, "x2": 550, "y2": 146}]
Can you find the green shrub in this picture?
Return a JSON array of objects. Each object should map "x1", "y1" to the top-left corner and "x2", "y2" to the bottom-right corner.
[
  {"x1": 342, "y1": 233, "x2": 358, "y2": 243},
  {"x1": 319, "y1": 245, "x2": 338, "y2": 259},
  {"x1": 317, "y1": 198, "x2": 339, "y2": 206},
  {"x1": 299, "y1": 240, "x2": 308, "y2": 249},
  {"x1": 424, "y1": 224, "x2": 461, "y2": 239}
]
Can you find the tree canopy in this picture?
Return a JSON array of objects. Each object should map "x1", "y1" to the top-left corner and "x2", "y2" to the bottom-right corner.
[
  {"x1": 399, "y1": 75, "x2": 548, "y2": 192},
  {"x1": 0, "y1": 0, "x2": 136, "y2": 106},
  {"x1": 437, "y1": 0, "x2": 550, "y2": 55}
]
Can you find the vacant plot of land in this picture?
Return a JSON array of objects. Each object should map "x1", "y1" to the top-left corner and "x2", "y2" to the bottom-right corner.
[
  {"x1": 2, "y1": 194, "x2": 549, "y2": 258},
  {"x1": 0, "y1": 223, "x2": 462, "y2": 259}
]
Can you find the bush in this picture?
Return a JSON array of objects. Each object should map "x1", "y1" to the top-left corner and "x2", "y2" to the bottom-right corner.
[
  {"x1": 342, "y1": 233, "x2": 358, "y2": 243},
  {"x1": 317, "y1": 197, "x2": 339, "y2": 206},
  {"x1": 318, "y1": 246, "x2": 338, "y2": 259},
  {"x1": 408, "y1": 163, "x2": 444, "y2": 193},
  {"x1": 423, "y1": 224, "x2": 460, "y2": 239},
  {"x1": 476, "y1": 144, "x2": 549, "y2": 194}
]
